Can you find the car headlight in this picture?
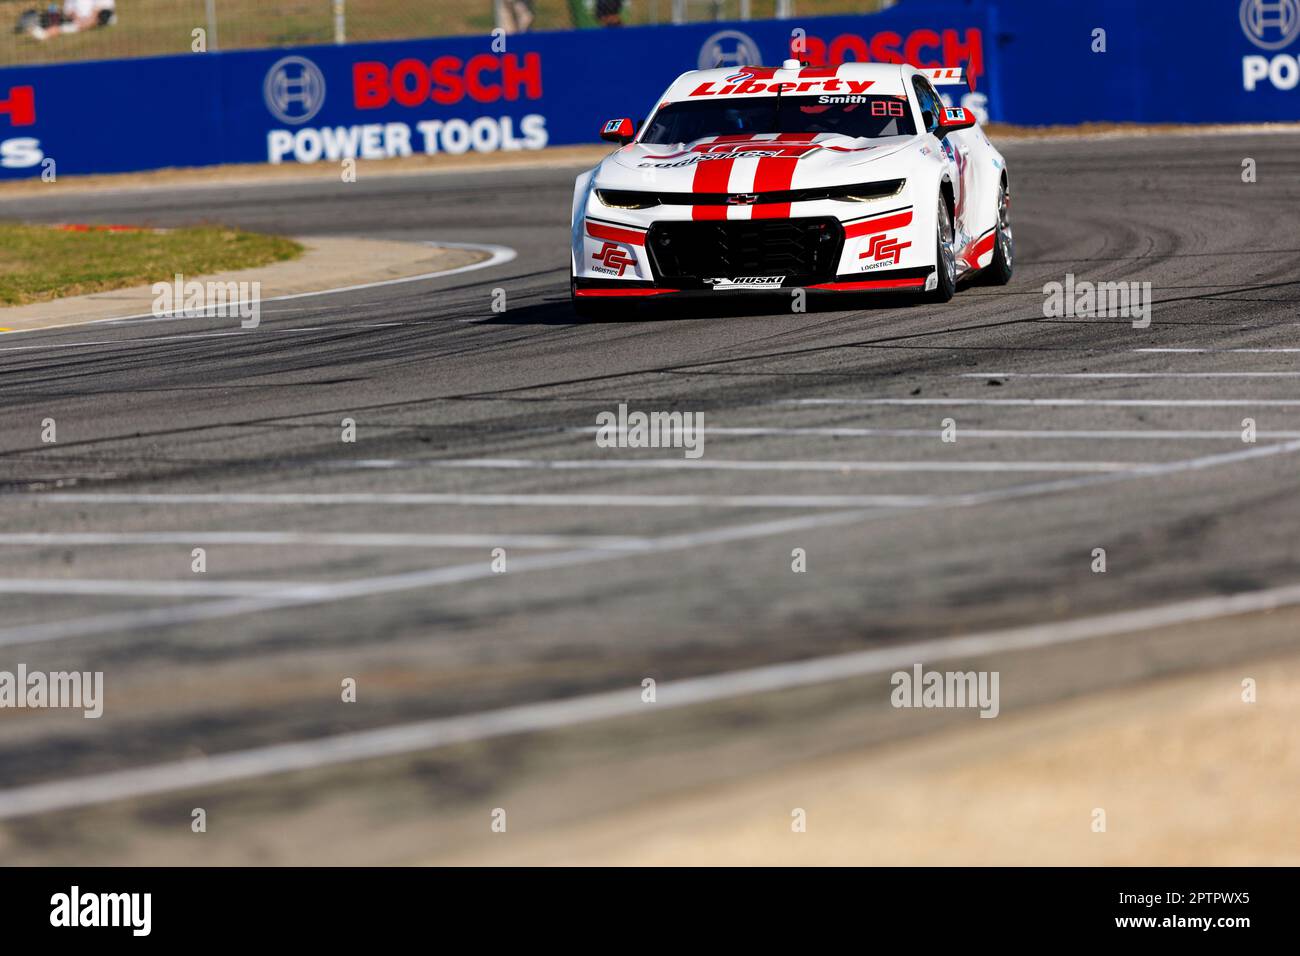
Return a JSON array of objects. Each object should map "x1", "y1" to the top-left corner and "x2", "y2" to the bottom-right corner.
[
  {"x1": 596, "y1": 189, "x2": 660, "y2": 209},
  {"x1": 828, "y1": 179, "x2": 905, "y2": 202}
]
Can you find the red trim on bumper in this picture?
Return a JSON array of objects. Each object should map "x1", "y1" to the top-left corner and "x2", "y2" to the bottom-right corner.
[
  {"x1": 574, "y1": 288, "x2": 679, "y2": 297},
  {"x1": 585, "y1": 221, "x2": 647, "y2": 246},
  {"x1": 808, "y1": 277, "x2": 927, "y2": 291},
  {"x1": 843, "y1": 210, "x2": 914, "y2": 238}
]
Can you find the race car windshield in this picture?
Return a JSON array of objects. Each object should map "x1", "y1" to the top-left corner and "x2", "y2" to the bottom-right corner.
[{"x1": 640, "y1": 94, "x2": 916, "y2": 144}]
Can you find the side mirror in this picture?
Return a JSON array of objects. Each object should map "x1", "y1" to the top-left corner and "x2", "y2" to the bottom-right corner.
[
  {"x1": 936, "y1": 105, "x2": 977, "y2": 136},
  {"x1": 600, "y1": 117, "x2": 636, "y2": 144}
]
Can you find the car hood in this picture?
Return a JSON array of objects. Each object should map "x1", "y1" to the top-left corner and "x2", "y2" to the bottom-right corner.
[{"x1": 598, "y1": 132, "x2": 918, "y2": 189}]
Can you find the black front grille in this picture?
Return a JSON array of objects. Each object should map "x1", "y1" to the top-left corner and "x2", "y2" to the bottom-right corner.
[
  {"x1": 646, "y1": 217, "x2": 843, "y2": 284},
  {"x1": 598, "y1": 179, "x2": 902, "y2": 207}
]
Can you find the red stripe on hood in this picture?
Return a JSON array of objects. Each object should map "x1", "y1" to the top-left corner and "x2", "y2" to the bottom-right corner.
[
  {"x1": 753, "y1": 156, "x2": 799, "y2": 193},
  {"x1": 692, "y1": 156, "x2": 735, "y2": 219},
  {"x1": 750, "y1": 155, "x2": 799, "y2": 218}
]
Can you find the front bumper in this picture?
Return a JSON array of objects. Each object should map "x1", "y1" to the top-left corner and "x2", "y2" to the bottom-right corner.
[{"x1": 574, "y1": 191, "x2": 937, "y2": 295}]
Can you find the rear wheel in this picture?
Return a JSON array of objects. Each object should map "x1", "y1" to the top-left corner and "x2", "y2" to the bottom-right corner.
[
  {"x1": 981, "y1": 180, "x2": 1014, "y2": 286},
  {"x1": 928, "y1": 194, "x2": 957, "y2": 303}
]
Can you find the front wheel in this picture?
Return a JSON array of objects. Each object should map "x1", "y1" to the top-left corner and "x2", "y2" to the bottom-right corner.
[
  {"x1": 927, "y1": 194, "x2": 957, "y2": 303},
  {"x1": 981, "y1": 180, "x2": 1014, "y2": 286}
]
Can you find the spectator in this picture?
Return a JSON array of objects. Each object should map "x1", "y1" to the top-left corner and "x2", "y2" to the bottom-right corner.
[
  {"x1": 13, "y1": 4, "x2": 63, "y2": 40},
  {"x1": 59, "y1": 0, "x2": 115, "y2": 33},
  {"x1": 496, "y1": 0, "x2": 535, "y2": 33},
  {"x1": 595, "y1": 0, "x2": 624, "y2": 27},
  {"x1": 15, "y1": 0, "x2": 115, "y2": 38}
]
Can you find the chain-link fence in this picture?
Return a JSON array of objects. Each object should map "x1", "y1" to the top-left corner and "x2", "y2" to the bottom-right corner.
[{"x1": 2, "y1": 1, "x2": 895, "y2": 66}]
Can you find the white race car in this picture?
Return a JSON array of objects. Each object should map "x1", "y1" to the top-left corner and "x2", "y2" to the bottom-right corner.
[{"x1": 571, "y1": 59, "x2": 1012, "y2": 316}]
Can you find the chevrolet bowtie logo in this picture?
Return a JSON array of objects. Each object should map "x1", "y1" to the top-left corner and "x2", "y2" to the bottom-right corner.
[{"x1": 727, "y1": 193, "x2": 759, "y2": 205}]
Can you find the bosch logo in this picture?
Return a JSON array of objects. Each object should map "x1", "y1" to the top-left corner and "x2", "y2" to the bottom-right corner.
[
  {"x1": 1240, "y1": 0, "x2": 1300, "y2": 50},
  {"x1": 1241, "y1": 0, "x2": 1300, "y2": 90},
  {"x1": 0, "y1": 86, "x2": 35, "y2": 127},
  {"x1": 264, "y1": 56, "x2": 327, "y2": 125},
  {"x1": 699, "y1": 30, "x2": 762, "y2": 70},
  {"x1": 0, "y1": 85, "x2": 40, "y2": 169},
  {"x1": 352, "y1": 54, "x2": 542, "y2": 109}
]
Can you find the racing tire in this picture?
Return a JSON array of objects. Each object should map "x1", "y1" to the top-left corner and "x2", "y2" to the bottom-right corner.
[
  {"x1": 980, "y1": 180, "x2": 1014, "y2": 286},
  {"x1": 927, "y1": 194, "x2": 958, "y2": 303}
]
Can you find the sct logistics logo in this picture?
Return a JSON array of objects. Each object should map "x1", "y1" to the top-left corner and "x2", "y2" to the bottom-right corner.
[
  {"x1": 591, "y1": 241, "x2": 637, "y2": 276},
  {"x1": 1240, "y1": 0, "x2": 1300, "y2": 90},
  {"x1": 0, "y1": 84, "x2": 43, "y2": 169}
]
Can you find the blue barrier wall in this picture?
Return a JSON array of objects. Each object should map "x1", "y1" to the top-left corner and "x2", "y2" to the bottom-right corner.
[{"x1": 1, "y1": 1, "x2": 1295, "y2": 180}]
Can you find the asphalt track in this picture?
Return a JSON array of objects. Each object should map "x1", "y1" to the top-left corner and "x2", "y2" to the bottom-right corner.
[{"x1": 1, "y1": 132, "x2": 1298, "y2": 863}]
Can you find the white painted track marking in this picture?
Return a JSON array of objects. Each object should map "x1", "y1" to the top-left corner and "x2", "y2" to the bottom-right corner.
[
  {"x1": 0, "y1": 579, "x2": 308, "y2": 597},
  {"x1": 962, "y1": 372, "x2": 1300, "y2": 379},
  {"x1": 0, "y1": 508, "x2": 883, "y2": 649},
  {"x1": 4, "y1": 438, "x2": 1299, "y2": 651},
  {"x1": 0, "y1": 531, "x2": 654, "y2": 551},
  {"x1": 3, "y1": 580, "x2": 1300, "y2": 821},
  {"x1": 343, "y1": 457, "x2": 1141, "y2": 474},
  {"x1": 780, "y1": 398, "x2": 1300, "y2": 408},
  {"x1": 14, "y1": 491, "x2": 940, "y2": 508},
  {"x1": 0, "y1": 325, "x2": 411, "y2": 354},
  {"x1": 564, "y1": 426, "x2": 1300, "y2": 440},
  {"x1": 94, "y1": 241, "x2": 519, "y2": 323},
  {"x1": 1133, "y1": 348, "x2": 1300, "y2": 353},
  {"x1": 0, "y1": 241, "x2": 516, "y2": 339}
]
